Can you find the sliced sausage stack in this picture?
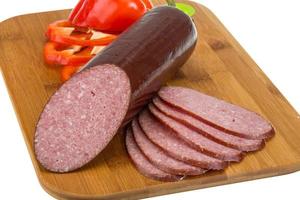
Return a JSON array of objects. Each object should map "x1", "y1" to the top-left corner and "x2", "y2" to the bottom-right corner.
[{"x1": 126, "y1": 86, "x2": 274, "y2": 181}]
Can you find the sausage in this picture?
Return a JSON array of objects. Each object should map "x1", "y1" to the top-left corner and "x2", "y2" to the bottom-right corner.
[
  {"x1": 35, "y1": 6, "x2": 196, "y2": 172},
  {"x1": 148, "y1": 104, "x2": 243, "y2": 162},
  {"x1": 158, "y1": 87, "x2": 274, "y2": 140},
  {"x1": 131, "y1": 119, "x2": 207, "y2": 176},
  {"x1": 126, "y1": 127, "x2": 182, "y2": 182},
  {"x1": 83, "y1": 6, "x2": 197, "y2": 123},
  {"x1": 138, "y1": 109, "x2": 227, "y2": 170},
  {"x1": 153, "y1": 98, "x2": 264, "y2": 151},
  {"x1": 34, "y1": 65, "x2": 131, "y2": 172}
]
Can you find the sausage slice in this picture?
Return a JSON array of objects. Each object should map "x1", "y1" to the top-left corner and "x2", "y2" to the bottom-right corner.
[
  {"x1": 126, "y1": 127, "x2": 182, "y2": 182},
  {"x1": 131, "y1": 119, "x2": 207, "y2": 175},
  {"x1": 153, "y1": 98, "x2": 264, "y2": 152},
  {"x1": 148, "y1": 103, "x2": 243, "y2": 162},
  {"x1": 158, "y1": 87, "x2": 274, "y2": 139},
  {"x1": 138, "y1": 109, "x2": 227, "y2": 170}
]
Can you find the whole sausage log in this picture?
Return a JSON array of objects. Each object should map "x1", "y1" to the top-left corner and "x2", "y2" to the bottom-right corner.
[{"x1": 35, "y1": 6, "x2": 197, "y2": 172}]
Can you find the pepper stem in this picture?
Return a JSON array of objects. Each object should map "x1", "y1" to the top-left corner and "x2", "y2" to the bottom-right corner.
[{"x1": 166, "y1": 0, "x2": 176, "y2": 6}]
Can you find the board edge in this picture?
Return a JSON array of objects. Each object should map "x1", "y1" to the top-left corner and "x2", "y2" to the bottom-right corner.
[{"x1": 38, "y1": 162, "x2": 300, "y2": 200}]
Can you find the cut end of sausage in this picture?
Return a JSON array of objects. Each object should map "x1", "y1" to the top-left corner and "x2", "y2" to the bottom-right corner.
[
  {"x1": 34, "y1": 64, "x2": 131, "y2": 172},
  {"x1": 126, "y1": 127, "x2": 182, "y2": 182}
]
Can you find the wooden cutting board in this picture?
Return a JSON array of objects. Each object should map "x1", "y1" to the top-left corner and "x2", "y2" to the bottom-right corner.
[{"x1": 1, "y1": 0, "x2": 300, "y2": 199}]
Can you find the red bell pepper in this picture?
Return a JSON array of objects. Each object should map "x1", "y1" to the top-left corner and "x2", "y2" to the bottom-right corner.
[
  {"x1": 68, "y1": 0, "x2": 86, "y2": 22},
  {"x1": 46, "y1": 20, "x2": 117, "y2": 46},
  {"x1": 44, "y1": 42, "x2": 94, "y2": 66},
  {"x1": 68, "y1": 0, "x2": 153, "y2": 33}
]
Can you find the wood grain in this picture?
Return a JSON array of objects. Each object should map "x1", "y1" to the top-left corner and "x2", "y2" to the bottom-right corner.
[{"x1": 1, "y1": 0, "x2": 300, "y2": 199}]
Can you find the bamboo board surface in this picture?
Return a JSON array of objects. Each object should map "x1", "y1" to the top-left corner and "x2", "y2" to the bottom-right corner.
[{"x1": 1, "y1": 0, "x2": 300, "y2": 199}]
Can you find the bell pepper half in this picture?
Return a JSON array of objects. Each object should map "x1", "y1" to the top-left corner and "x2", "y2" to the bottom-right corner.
[{"x1": 68, "y1": 0, "x2": 153, "y2": 33}]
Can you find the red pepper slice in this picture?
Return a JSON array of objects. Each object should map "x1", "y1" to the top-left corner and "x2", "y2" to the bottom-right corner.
[
  {"x1": 61, "y1": 65, "x2": 81, "y2": 82},
  {"x1": 68, "y1": 0, "x2": 153, "y2": 33},
  {"x1": 46, "y1": 20, "x2": 117, "y2": 46},
  {"x1": 44, "y1": 42, "x2": 93, "y2": 66},
  {"x1": 45, "y1": 20, "x2": 76, "y2": 38}
]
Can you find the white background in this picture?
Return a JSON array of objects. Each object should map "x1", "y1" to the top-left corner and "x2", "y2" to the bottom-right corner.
[{"x1": 0, "y1": 0, "x2": 299, "y2": 199}]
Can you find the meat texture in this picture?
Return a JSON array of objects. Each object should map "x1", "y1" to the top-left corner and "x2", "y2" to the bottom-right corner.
[
  {"x1": 35, "y1": 65, "x2": 131, "y2": 172},
  {"x1": 131, "y1": 119, "x2": 207, "y2": 175},
  {"x1": 126, "y1": 127, "x2": 182, "y2": 182},
  {"x1": 152, "y1": 97, "x2": 264, "y2": 152},
  {"x1": 138, "y1": 109, "x2": 227, "y2": 170},
  {"x1": 158, "y1": 86, "x2": 274, "y2": 139},
  {"x1": 148, "y1": 103, "x2": 243, "y2": 162}
]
